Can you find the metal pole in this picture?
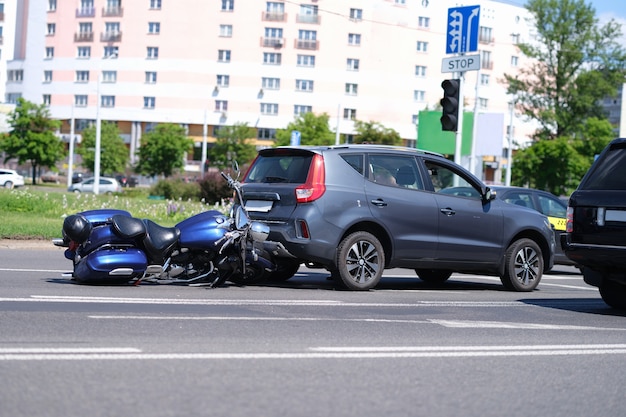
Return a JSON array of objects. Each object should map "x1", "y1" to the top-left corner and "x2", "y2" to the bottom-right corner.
[
  {"x1": 335, "y1": 103, "x2": 341, "y2": 145},
  {"x1": 469, "y1": 70, "x2": 480, "y2": 177},
  {"x1": 505, "y1": 101, "x2": 515, "y2": 186},
  {"x1": 94, "y1": 71, "x2": 102, "y2": 194},
  {"x1": 201, "y1": 109, "x2": 208, "y2": 179},
  {"x1": 453, "y1": 72, "x2": 465, "y2": 166},
  {"x1": 67, "y1": 104, "x2": 75, "y2": 188}
]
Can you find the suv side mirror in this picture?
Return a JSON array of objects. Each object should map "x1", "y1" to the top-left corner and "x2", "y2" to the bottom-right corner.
[{"x1": 483, "y1": 187, "x2": 496, "y2": 201}]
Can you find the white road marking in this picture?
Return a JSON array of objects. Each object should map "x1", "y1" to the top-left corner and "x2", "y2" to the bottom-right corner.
[
  {"x1": 428, "y1": 319, "x2": 623, "y2": 331},
  {"x1": 2, "y1": 344, "x2": 626, "y2": 361}
]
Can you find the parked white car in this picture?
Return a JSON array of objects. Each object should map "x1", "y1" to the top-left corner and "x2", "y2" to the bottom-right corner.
[
  {"x1": 0, "y1": 169, "x2": 25, "y2": 189},
  {"x1": 68, "y1": 177, "x2": 122, "y2": 194}
]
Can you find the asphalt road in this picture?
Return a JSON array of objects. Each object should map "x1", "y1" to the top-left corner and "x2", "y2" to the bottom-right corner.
[{"x1": 1, "y1": 247, "x2": 625, "y2": 417}]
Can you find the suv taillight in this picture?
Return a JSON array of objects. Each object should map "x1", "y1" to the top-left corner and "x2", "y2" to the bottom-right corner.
[
  {"x1": 566, "y1": 206, "x2": 574, "y2": 233},
  {"x1": 295, "y1": 154, "x2": 325, "y2": 203}
]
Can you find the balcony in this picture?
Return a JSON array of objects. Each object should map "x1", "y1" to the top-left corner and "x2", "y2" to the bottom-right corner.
[
  {"x1": 0, "y1": 12, "x2": 5, "y2": 21},
  {"x1": 76, "y1": 7, "x2": 95, "y2": 17},
  {"x1": 74, "y1": 32, "x2": 94, "y2": 42},
  {"x1": 294, "y1": 39, "x2": 319, "y2": 50},
  {"x1": 262, "y1": 11, "x2": 286, "y2": 22},
  {"x1": 481, "y1": 61, "x2": 494, "y2": 70},
  {"x1": 296, "y1": 14, "x2": 321, "y2": 24},
  {"x1": 261, "y1": 37, "x2": 284, "y2": 48},
  {"x1": 101, "y1": 31, "x2": 122, "y2": 42},
  {"x1": 479, "y1": 36, "x2": 495, "y2": 45},
  {"x1": 102, "y1": 7, "x2": 123, "y2": 17}
]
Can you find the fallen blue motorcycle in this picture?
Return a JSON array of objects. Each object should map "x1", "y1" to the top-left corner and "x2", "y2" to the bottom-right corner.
[{"x1": 52, "y1": 171, "x2": 296, "y2": 286}]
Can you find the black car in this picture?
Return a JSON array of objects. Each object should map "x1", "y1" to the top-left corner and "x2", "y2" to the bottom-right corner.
[
  {"x1": 562, "y1": 138, "x2": 626, "y2": 309},
  {"x1": 491, "y1": 186, "x2": 573, "y2": 266},
  {"x1": 242, "y1": 145, "x2": 555, "y2": 291}
]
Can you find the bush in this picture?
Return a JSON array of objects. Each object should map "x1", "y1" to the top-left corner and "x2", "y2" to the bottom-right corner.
[
  {"x1": 150, "y1": 178, "x2": 201, "y2": 201},
  {"x1": 198, "y1": 171, "x2": 232, "y2": 204}
]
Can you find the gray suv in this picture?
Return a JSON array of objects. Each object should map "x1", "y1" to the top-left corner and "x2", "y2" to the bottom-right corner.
[{"x1": 242, "y1": 145, "x2": 555, "y2": 291}]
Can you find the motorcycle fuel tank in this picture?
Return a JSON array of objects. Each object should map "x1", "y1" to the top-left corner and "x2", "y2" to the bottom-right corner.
[{"x1": 176, "y1": 210, "x2": 229, "y2": 249}]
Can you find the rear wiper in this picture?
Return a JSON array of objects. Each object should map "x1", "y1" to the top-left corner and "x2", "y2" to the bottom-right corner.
[{"x1": 265, "y1": 176, "x2": 288, "y2": 183}]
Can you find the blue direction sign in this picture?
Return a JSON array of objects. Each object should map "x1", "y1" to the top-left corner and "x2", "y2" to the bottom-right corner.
[{"x1": 445, "y1": 6, "x2": 481, "y2": 54}]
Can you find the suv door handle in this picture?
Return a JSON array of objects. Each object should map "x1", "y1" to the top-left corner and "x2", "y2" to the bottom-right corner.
[
  {"x1": 440, "y1": 208, "x2": 455, "y2": 216},
  {"x1": 371, "y1": 199, "x2": 388, "y2": 207}
]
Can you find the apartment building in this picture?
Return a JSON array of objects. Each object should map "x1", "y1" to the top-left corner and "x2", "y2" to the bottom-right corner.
[{"x1": 5, "y1": 0, "x2": 537, "y2": 175}]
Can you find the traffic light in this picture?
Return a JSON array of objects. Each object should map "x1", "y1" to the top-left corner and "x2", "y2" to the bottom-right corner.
[{"x1": 440, "y1": 79, "x2": 460, "y2": 132}]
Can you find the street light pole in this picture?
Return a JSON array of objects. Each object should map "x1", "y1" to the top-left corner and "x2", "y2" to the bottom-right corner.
[{"x1": 93, "y1": 52, "x2": 117, "y2": 195}]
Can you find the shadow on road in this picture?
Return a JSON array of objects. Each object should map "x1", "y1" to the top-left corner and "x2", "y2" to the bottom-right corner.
[{"x1": 520, "y1": 297, "x2": 626, "y2": 317}]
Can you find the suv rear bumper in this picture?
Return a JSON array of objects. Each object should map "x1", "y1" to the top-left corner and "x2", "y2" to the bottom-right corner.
[{"x1": 561, "y1": 234, "x2": 626, "y2": 286}]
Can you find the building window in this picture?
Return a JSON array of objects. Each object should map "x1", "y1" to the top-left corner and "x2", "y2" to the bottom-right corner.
[
  {"x1": 150, "y1": 0, "x2": 161, "y2": 9},
  {"x1": 215, "y1": 100, "x2": 228, "y2": 111},
  {"x1": 479, "y1": 26, "x2": 493, "y2": 43},
  {"x1": 144, "y1": 97, "x2": 155, "y2": 109},
  {"x1": 104, "y1": 22, "x2": 120, "y2": 41},
  {"x1": 101, "y1": 95, "x2": 115, "y2": 108},
  {"x1": 261, "y1": 103, "x2": 278, "y2": 115},
  {"x1": 44, "y1": 71, "x2": 53, "y2": 83},
  {"x1": 296, "y1": 79, "x2": 314, "y2": 92},
  {"x1": 77, "y1": 46, "x2": 91, "y2": 58},
  {"x1": 75, "y1": 95, "x2": 88, "y2": 107},
  {"x1": 511, "y1": 56, "x2": 519, "y2": 67},
  {"x1": 480, "y1": 74, "x2": 490, "y2": 86},
  {"x1": 478, "y1": 98, "x2": 488, "y2": 109},
  {"x1": 416, "y1": 41, "x2": 428, "y2": 52},
  {"x1": 76, "y1": 70, "x2": 90, "y2": 83},
  {"x1": 148, "y1": 22, "x2": 160, "y2": 34},
  {"x1": 297, "y1": 54, "x2": 315, "y2": 67},
  {"x1": 415, "y1": 65, "x2": 426, "y2": 77},
  {"x1": 104, "y1": 46, "x2": 118, "y2": 58},
  {"x1": 147, "y1": 47, "x2": 159, "y2": 59},
  {"x1": 350, "y1": 8, "x2": 362, "y2": 21},
  {"x1": 145, "y1": 71, "x2": 157, "y2": 83},
  {"x1": 347, "y1": 58, "x2": 359, "y2": 71},
  {"x1": 145, "y1": 122, "x2": 157, "y2": 133},
  {"x1": 418, "y1": 16, "x2": 430, "y2": 28},
  {"x1": 345, "y1": 83, "x2": 358, "y2": 95},
  {"x1": 414, "y1": 90, "x2": 425, "y2": 102},
  {"x1": 262, "y1": 77, "x2": 280, "y2": 90},
  {"x1": 43, "y1": 95, "x2": 51, "y2": 106},
  {"x1": 257, "y1": 128, "x2": 276, "y2": 140},
  {"x1": 220, "y1": 24, "x2": 233, "y2": 37},
  {"x1": 263, "y1": 52, "x2": 281, "y2": 65},
  {"x1": 343, "y1": 108, "x2": 357, "y2": 120},
  {"x1": 294, "y1": 105, "x2": 312, "y2": 115},
  {"x1": 217, "y1": 74, "x2": 229, "y2": 87},
  {"x1": 412, "y1": 114, "x2": 419, "y2": 125},
  {"x1": 511, "y1": 33, "x2": 520, "y2": 44},
  {"x1": 45, "y1": 47, "x2": 54, "y2": 59},
  {"x1": 481, "y1": 50, "x2": 492, "y2": 69},
  {"x1": 298, "y1": 4, "x2": 319, "y2": 23},
  {"x1": 395, "y1": 0, "x2": 406, "y2": 4},
  {"x1": 8, "y1": 70, "x2": 24, "y2": 82},
  {"x1": 47, "y1": 23, "x2": 56, "y2": 35},
  {"x1": 6, "y1": 93, "x2": 23, "y2": 104},
  {"x1": 48, "y1": 0, "x2": 57, "y2": 11},
  {"x1": 102, "y1": 71, "x2": 117, "y2": 83},
  {"x1": 218, "y1": 49, "x2": 231, "y2": 62},
  {"x1": 221, "y1": 0, "x2": 234, "y2": 11},
  {"x1": 348, "y1": 33, "x2": 361, "y2": 46}
]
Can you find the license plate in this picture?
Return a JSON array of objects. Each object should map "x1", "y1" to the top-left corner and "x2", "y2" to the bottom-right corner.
[
  {"x1": 245, "y1": 200, "x2": 273, "y2": 212},
  {"x1": 605, "y1": 209, "x2": 626, "y2": 222}
]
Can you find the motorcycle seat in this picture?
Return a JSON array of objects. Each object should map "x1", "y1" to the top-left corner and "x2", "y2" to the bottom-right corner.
[
  {"x1": 142, "y1": 219, "x2": 181, "y2": 263},
  {"x1": 112, "y1": 215, "x2": 147, "y2": 239}
]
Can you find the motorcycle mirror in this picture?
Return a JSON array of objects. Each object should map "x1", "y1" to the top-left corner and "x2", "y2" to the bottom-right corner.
[
  {"x1": 234, "y1": 206, "x2": 250, "y2": 230},
  {"x1": 232, "y1": 160, "x2": 240, "y2": 179}
]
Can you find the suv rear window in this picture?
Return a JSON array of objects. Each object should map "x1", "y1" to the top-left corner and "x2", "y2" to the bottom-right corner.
[
  {"x1": 245, "y1": 154, "x2": 312, "y2": 184},
  {"x1": 583, "y1": 142, "x2": 626, "y2": 190}
]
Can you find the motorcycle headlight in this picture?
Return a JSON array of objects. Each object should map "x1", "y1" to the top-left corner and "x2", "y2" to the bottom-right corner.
[{"x1": 249, "y1": 221, "x2": 269, "y2": 242}]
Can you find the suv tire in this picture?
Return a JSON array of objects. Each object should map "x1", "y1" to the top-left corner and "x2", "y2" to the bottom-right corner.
[
  {"x1": 335, "y1": 231, "x2": 384, "y2": 291},
  {"x1": 266, "y1": 259, "x2": 302, "y2": 282},
  {"x1": 415, "y1": 269, "x2": 452, "y2": 283},
  {"x1": 599, "y1": 279, "x2": 626, "y2": 310},
  {"x1": 500, "y1": 238, "x2": 543, "y2": 292}
]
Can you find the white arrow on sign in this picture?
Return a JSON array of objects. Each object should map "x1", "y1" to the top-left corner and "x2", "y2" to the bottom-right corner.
[{"x1": 441, "y1": 54, "x2": 481, "y2": 73}]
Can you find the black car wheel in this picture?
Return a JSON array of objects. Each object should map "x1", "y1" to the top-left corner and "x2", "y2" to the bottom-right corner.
[
  {"x1": 415, "y1": 269, "x2": 452, "y2": 283},
  {"x1": 599, "y1": 279, "x2": 626, "y2": 310},
  {"x1": 335, "y1": 231, "x2": 384, "y2": 291},
  {"x1": 500, "y1": 238, "x2": 543, "y2": 291}
]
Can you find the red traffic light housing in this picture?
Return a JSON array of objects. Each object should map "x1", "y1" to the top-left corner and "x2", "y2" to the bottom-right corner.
[{"x1": 440, "y1": 79, "x2": 460, "y2": 132}]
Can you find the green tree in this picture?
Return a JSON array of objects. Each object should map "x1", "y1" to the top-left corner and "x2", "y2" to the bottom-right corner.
[
  {"x1": 353, "y1": 120, "x2": 402, "y2": 145},
  {"x1": 275, "y1": 112, "x2": 335, "y2": 146},
  {"x1": 504, "y1": 0, "x2": 626, "y2": 140},
  {"x1": 573, "y1": 117, "x2": 614, "y2": 163},
  {"x1": 0, "y1": 98, "x2": 63, "y2": 184},
  {"x1": 78, "y1": 121, "x2": 129, "y2": 175},
  {"x1": 136, "y1": 123, "x2": 194, "y2": 177},
  {"x1": 208, "y1": 122, "x2": 257, "y2": 169},
  {"x1": 512, "y1": 136, "x2": 588, "y2": 195}
]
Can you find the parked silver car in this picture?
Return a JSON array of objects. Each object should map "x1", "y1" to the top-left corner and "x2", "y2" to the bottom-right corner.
[
  {"x1": 68, "y1": 177, "x2": 122, "y2": 194},
  {"x1": 0, "y1": 169, "x2": 25, "y2": 189}
]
